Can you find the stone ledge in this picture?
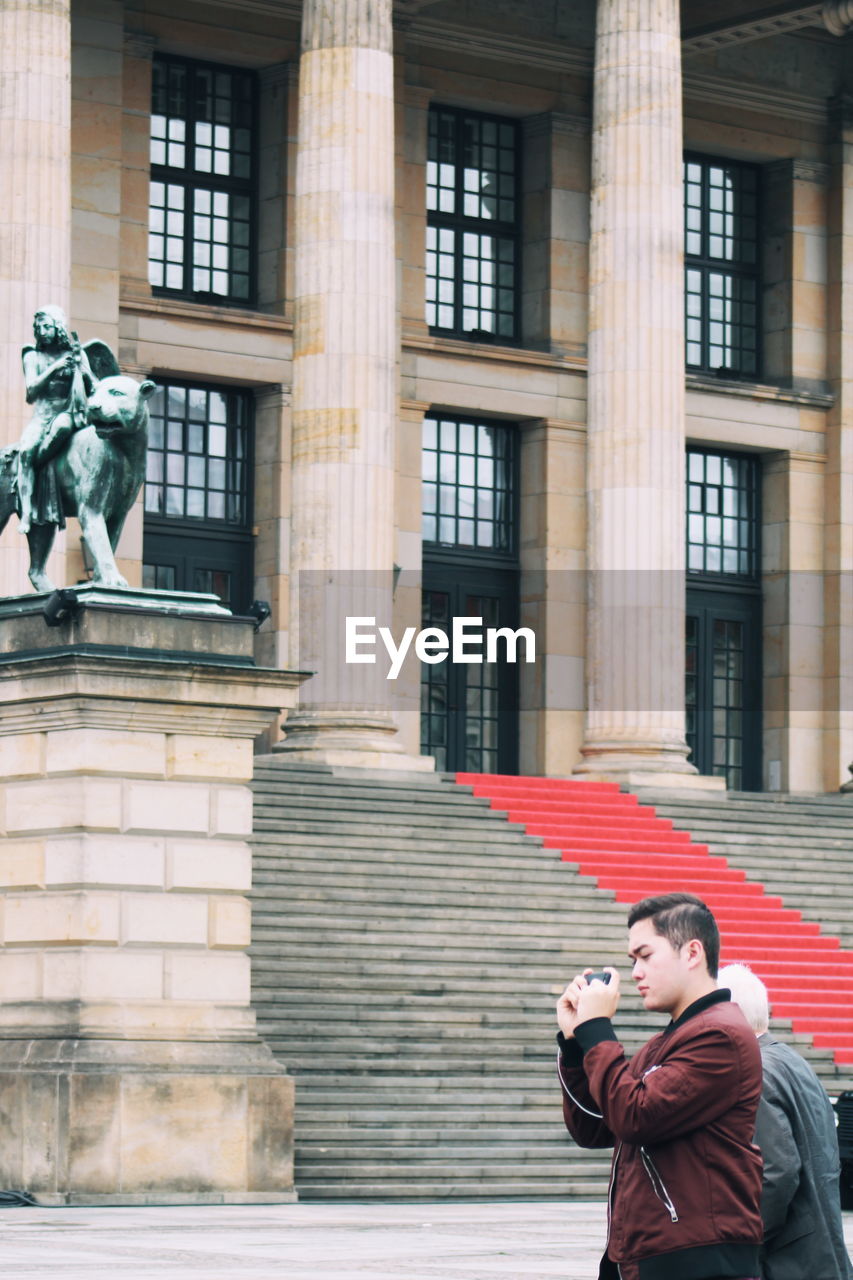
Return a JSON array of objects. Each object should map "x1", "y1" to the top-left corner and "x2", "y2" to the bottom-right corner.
[
  {"x1": 119, "y1": 294, "x2": 293, "y2": 333},
  {"x1": 686, "y1": 374, "x2": 834, "y2": 410},
  {"x1": 403, "y1": 332, "x2": 587, "y2": 372}
]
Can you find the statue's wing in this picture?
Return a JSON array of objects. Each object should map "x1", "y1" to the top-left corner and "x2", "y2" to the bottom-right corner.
[{"x1": 83, "y1": 339, "x2": 121, "y2": 381}]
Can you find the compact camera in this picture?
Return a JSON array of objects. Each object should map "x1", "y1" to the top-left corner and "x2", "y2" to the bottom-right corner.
[{"x1": 585, "y1": 971, "x2": 611, "y2": 985}]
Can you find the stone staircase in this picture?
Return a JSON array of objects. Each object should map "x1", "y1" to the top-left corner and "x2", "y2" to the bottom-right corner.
[
  {"x1": 249, "y1": 760, "x2": 853, "y2": 1201},
  {"x1": 637, "y1": 790, "x2": 853, "y2": 1065},
  {"x1": 458, "y1": 774, "x2": 853, "y2": 1086},
  {"x1": 250, "y1": 761, "x2": 664, "y2": 1200}
]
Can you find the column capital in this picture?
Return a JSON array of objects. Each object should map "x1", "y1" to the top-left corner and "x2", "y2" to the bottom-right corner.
[{"x1": 301, "y1": 0, "x2": 392, "y2": 53}]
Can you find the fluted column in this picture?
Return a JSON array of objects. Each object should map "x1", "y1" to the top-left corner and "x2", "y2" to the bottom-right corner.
[
  {"x1": 0, "y1": 0, "x2": 71, "y2": 596},
  {"x1": 574, "y1": 0, "x2": 706, "y2": 786},
  {"x1": 827, "y1": 99, "x2": 853, "y2": 791},
  {"x1": 280, "y1": 0, "x2": 429, "y2": 768}
]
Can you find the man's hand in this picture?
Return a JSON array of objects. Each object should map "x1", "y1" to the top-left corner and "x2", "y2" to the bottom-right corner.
[
  {"x1": 556, "y1": 974, "x2": 588, "y2": 1040},
  {"x1": 576, "y1": 967, "x2": 621, "y2": 1024}
]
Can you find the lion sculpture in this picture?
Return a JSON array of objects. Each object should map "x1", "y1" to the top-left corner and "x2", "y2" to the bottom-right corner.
[{"x1": 0, "y1": 374, "x2": 157, "y2": 592}]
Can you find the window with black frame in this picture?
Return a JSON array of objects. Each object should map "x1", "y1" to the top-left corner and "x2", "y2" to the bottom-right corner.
[
  {"x1": 426, "y1": 107, "x2": 520, "y2": 342},
  {"x1": 420, "y1": 415, "x2": 519, "y2": 774},
  {"x1": 421, "y1": 415, "x2": 515, "y2": 553},
  {"x1": 148, "y1": 56, "x2": 256, "y2": 306},
  {"x1": 142, "y1": 380, "x2": 254, "y2": 612},
  {"x1": 684, "y1": 156, "x2": 760, "y2": 378},
  {"x1": 685, "y1": 448, "x2": 761, "y2": 790}
]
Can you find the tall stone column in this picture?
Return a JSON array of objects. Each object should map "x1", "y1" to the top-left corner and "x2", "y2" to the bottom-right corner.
[
  {"x1": 574, "y1": 0, "x2": 710, "y2": 787},
  {"x1": 826, "y1": 99, "x2": 853, "y2": 791},
  {"x1": 281, "y1": 0, "x2": 430, "y2": 769},
  {"x1": 0, "y1": 0, "x2": 72, "y2": 595}
]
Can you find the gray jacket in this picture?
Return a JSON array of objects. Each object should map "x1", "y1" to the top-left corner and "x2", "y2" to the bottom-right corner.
[{"x1": 756, "y1": 1033, "x2": 853, "y2": 1280}]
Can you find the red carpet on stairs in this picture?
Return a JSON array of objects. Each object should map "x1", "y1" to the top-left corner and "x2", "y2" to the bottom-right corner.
[{"x1": 456, "y1": 772, "x2": 853, "y2": 1067}]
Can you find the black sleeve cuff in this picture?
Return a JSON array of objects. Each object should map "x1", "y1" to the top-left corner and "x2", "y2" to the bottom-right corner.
[
  {"x1": 574, "y1": 1017, "x2": 619, "y2": 1055},
  {"x1": 556, "y1": 1031, "x2": 584, "y2": 1069}
]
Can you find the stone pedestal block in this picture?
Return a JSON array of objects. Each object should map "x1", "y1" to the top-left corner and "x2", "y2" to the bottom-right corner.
[
  {"x1": 0, "y1": 587, "x2": 304, "y2": 1204},
  {"x1": 0, "y1": 1042, "x2": 294, "y2": 1206}
]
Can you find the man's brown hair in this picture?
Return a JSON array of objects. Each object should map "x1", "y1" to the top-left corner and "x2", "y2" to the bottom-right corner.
[{"x1": 627, "y1": 892, "x2": 720, "y2": 978}]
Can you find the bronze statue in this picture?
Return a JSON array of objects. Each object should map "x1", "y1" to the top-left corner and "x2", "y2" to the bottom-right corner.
[{"x1": 0, "y1": 306, "x2": 156, "y2": 592}]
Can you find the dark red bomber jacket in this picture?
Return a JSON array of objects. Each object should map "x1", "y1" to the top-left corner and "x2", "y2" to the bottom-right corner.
[{"x1": 558, "y1": 989, "x2": 763, "y2": 1280}]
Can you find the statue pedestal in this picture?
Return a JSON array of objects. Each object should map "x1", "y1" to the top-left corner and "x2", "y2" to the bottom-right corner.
[{"x1": 0, "y1": 588, "x2": 304, "y2": 1204}]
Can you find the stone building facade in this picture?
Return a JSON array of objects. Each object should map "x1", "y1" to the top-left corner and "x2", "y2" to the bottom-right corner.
[{"x1": 3, "y1": 0, "x2": 853, "y2": 795}]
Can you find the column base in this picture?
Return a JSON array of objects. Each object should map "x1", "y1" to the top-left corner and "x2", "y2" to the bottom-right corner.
[
  {"x1": 0, "y1": 1039, "x2": 295, "y2": 1205},
  {"x1": 276, "y1": 709, "x2": 435, "y2": 772},
  {"x1": 578, "y1": 769, "x2": 727, "y2": 792},
  {"x1": 573, "y1": 740, "x2": 725, "y2": 790}
]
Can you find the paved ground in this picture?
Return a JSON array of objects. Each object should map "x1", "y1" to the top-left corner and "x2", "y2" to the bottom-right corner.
[
  {"x1": 0, "y1": 1202, "x2": 597, "y2": 1278},
  {"x1": 0, "y1": 1202, "x2": 852, "y2": 1279}
]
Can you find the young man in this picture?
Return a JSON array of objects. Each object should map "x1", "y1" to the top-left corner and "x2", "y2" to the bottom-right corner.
[
  {"x1": 556, "y1": 892, "x2": 763, "y2": 1280},
  {"x1": 720, "y1": 963, "x2": 853, "y2": 1280}
]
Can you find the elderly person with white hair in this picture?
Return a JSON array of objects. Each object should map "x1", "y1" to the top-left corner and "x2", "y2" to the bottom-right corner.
[{"x1": 720, "y1": 962, "x2": 853, "y2": 1280}]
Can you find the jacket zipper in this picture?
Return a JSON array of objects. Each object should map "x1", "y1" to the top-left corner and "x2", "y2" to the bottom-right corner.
[
  {"x1": 640, "y1": 1146, "x2": 679, "y2": 1222},
  {"x1": 606, "y1": 1140, "x2": 622, "y2": 1253}
]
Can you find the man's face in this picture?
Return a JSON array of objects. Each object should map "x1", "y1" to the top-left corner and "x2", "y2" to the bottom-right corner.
[
  {"x1": 34, "y1": 315, "x2": 57, "y2": 346},
  {"x1": 628, "y1": 917, "x2": 692, "y2": 1016}
]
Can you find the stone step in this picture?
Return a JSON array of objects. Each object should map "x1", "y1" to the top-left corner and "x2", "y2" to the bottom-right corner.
[
  {"x1": 270, "y1": 1034, "x2": 851, "y2": 1068},
  {"x1": 252, "y1": 825, "x2": 544, "y2": 852},
  {"x1": 252, "y1": 948, "x2": 587, "y2": 970},
  {"x1": 251, "y1": 950, "x2": 850, "y2": 981},
  {"x1": 295, "y1": 1157, "x2": 597, "y2": 1179},
  {"x1": 260, "y1": 1024, "x2": 588, "y2": 1046},
  {"x1": 668, "y1": 832, "x2": 853, "y2": 852},
  {"x1": 252, "y1": 869, "x2": 611, "y2": 901},
  {"x1": 252, "y1": 813, "x2": 537, "y2": 842},
  {"x1": 296, "y1": 1124, "x2": 581, "y2": 1144},
  {"x1": 253, "y1": 849, "x2": 600, "y2": 884},
  {"x1": 254, "y1": 987, "x2": 612, "y2": 1011},
  {"x1": 250, "y1": 926, "x2": 620, "y2": 951},
  {"x1": 252, "y1": 788, "x2": 499, "y2": 816},
  {"x1": 647, "y1": 800, "x2": 853, "y2": 825},
  {"x1": 251, "y1": 895, "x2": 628, "y2": 928},
  {"x1": 249, "y1": 962, "x2": 588, "y2": 987},
  {"x1": 252, "y1": 803, "x2": 533, "y2": 832},
  {"x1": 292, "y1": 1179, "x2": 602, "y2": 1201}
]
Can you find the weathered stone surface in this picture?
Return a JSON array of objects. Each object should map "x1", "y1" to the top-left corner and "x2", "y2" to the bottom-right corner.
[
  {"x1": 0, "y1": 601, "x2": 303, "y2": 1201},
  {"x1": 0, "y1": 1053, "x2": 296, "y2": 1203}
]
